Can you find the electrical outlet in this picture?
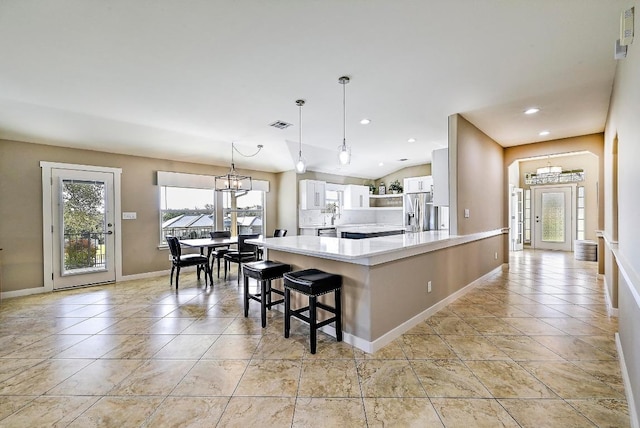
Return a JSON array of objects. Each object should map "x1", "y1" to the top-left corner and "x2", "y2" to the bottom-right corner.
[
  {"x1": 494, "y1": 252, "x2": 498, "y2": 260},
  {"x1": 427, "y1": 281, "x2": 432, "y2": 293}
]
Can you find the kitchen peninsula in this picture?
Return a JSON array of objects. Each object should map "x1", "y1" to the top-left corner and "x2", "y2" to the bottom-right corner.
[{"x1": 249, "y1": 229, "x2": 506, "y2": 352}]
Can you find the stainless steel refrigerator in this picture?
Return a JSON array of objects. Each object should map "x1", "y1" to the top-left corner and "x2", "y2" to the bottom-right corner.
[{"x1": 403, "y1": 192, "x2": 438, "y2": 232}]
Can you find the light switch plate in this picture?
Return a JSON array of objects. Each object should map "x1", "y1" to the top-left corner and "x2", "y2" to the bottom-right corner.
[
  {"x1": 464, "y1": 209, "x2": 470, "y2": 218},
  {"x1": 122, "y1": 212, "x2": 137, "y2": 220}
]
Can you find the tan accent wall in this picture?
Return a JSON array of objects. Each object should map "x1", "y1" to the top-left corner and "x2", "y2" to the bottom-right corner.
[
  {"x1": 518, "y1": 152, "x2": 599, "y2": 241},
  {"x1": 275, "y1": 170, "x2": 299, "y2": 237},
  {"x1": 504, "y1": 133, "x2": 604, "y2": 232},
  {"x1": 270, "y1": 234, "x2": 503, "y2": 342},
  {"x1": 450, "y1": 114, "x2": 505, "y2": 236},
  {"x1": 0, "y1": 139, "x2": 278, "y2": 292}
]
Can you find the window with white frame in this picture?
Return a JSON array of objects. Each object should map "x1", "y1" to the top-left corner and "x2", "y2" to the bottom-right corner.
[
  {"x1": 223, "y1": 190, "x2": 265, "y2": 236},
  {"x1": 524, "y1": 189, "x2": 531, "y2": 244},
  {"x1": 160, "y1": 186, "x2": 215, "y2": 243},
  {"x1": 576, "y1": 186, "x2": 585, "y2": 240}
]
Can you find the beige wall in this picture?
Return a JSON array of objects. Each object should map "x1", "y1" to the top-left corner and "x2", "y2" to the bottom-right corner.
[
  {"x1": 275, "y1": 170, "x2": 298, "y2": 237},
  {"x1": 518, "y1": 153, "x2": 599, "y2": 241},
  {"x1": 450, "y1": 114, "x2": 505, "y2": 236},
  {"x1": 0, "y1": 139, "x2": 279, "y2": 293},
  {"x1": 604, "y1": 0, "x2": 640, "y2": 420},
  {"x1": 504, "y1": 133, "x2": 604, "y2": 232}
]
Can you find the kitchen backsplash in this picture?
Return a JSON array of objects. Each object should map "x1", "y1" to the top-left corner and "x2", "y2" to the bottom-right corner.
[{"x1": 300, "y1": 209, "x2": 402, "y2": 227}]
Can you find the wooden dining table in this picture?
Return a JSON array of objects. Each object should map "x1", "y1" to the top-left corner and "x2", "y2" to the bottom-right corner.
[{"x1": 179, "y1": 237, "x2": 238, "y2": 283}]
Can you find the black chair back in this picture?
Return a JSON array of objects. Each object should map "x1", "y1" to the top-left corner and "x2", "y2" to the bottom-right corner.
[
  {"x1": 210, "y1": 231, "x2": 231, "y2": 239},
  {"x1": 274, "y1": 229, "x2": 287, "y2": 237},
  {"x1": 166, "y1": 236, "x2": 181, "y2": 259},
  {"x1": 238, "y1": 234, "x2": 260, "y2": 253}
]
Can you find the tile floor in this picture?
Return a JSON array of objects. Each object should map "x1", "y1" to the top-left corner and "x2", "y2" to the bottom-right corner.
[{"x1": 0, "y1": 250, "x2": 630, "y2": 427}]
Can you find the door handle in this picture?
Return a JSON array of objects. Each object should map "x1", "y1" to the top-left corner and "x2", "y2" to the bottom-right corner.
[{"x1": 106, "y1": 231, "x2": 113, "y2": 235}]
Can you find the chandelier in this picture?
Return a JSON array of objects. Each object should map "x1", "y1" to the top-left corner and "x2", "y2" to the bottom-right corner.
[{"x1": 214, "y1": 142, "x2": 263, "y2": 192}]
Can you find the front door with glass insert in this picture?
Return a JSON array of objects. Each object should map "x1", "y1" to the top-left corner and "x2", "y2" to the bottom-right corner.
[
  {"x1": 533, "y1": 185, "x2": 573, "y2": 251},
  {"x1": 52, "y1": 169, "x2": 116, "y2": 289}
]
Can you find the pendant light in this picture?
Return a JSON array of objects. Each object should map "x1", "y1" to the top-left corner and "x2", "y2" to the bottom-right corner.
[
  {"x1": 295, "y1": 99, "x2": 307, "y2": 174},
  {"x1": 214, "y1": 142, "x2": 263, "y2": 191},
  {"x1": 338, "y1": 76, "x2": 351, "y2": 165}
]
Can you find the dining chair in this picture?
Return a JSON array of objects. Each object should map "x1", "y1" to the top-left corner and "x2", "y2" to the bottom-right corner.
[
  {"x1": 223, "y1": 234, "x2": 260, "y2": 285},
  {"x1": 274, "y1": 229, "x2": 288, "y2": 237},
  {"x1": 209, "y1": 230, "x2": 232, "y2": 279},
  {"x1": 256, "y1": 229, "x2": 287, "y2": 260},
  {"x1": 166, "y1": 236, "x2": 210, "y2": 289}
]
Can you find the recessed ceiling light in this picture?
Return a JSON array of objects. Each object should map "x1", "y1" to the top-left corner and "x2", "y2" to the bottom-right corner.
[
  {"x1": 524, "y1": 108, "x2": 540, "y2": 115},
  {"x1": 539, "y1": 130, "x2": 550, "y2": 136},
  {"x1": 407, "y1": 138, "x2": 416, "y2": 143},
  {"x1": 360, "y1": 118, "x2": 371, "y2": 125},
  {"x1": 378, "y1": 162, "x2": 384, "y2": 166}
]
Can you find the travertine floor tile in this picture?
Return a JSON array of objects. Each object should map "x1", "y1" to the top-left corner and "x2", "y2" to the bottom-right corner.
[
  {"x1": 67, "y1": 396, "x2": 164, "y2": 428},
  {"x1": 293, "y1": 397, "x2": 366, "y2": 428},
  {"x1": 568, "y1": 399, "x2": 630, "y2": 428},
  {"x1": 109, "y1": 359, "x2": 195, "y2": 396},
  {"x1": 217, "y1": 396, "x2": 295, "y2": 427},
  {"x1": 235, "y1": 359, "x2": 301, "y2": 397},
  {"x1": 431, "y1": 398, "x2": 519, "y2": 427},
  {"x1": 519, "y1": 361, "x2": 625, "y2": 399},
  {"x1": 411, "y1": 359, "x2": 492, "y2": 398},
  {"x1": 145, "y1": 396, "x2": 229, "y2": 427},
  {"x1": 466, "y1": 360, "x2": 557, "y2": 398},
  {"x1": 499, "y1": 399, "x2": 596, "y2": 427},
  {"x1": 357, "y1": 360, "x2": 426, "y2": 398},
  {"x1": 0, "y1": 395, "x2": 99, "y2": 428},
  {"x1": 363, "y1": 397, "x2": 443, "y2": 427},
  {"x1": 298, "y1": 359, "x2": 359, "y2": 397},
  {"x1": 171, "y1": 360, "x2": 247, "y2": 396}
]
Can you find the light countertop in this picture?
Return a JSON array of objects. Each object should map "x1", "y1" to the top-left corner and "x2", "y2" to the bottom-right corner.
[{"x1": 248, "y1": 229, "x2": 504, "y2": 266}]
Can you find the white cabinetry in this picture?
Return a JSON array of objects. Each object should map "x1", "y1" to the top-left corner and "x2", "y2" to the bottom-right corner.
[
  {"x1": 432, "y1": 148, "x2": 449, "y2": 206},
  {"x1": 343, "y1": 185, "x2": 369, "y2": 209},
  {"x1": 299, "y1": 180, "x2": 326, "y2": 209},
  {"x1": 403, "y1": 176, "x2": 433, "y2": 194}
]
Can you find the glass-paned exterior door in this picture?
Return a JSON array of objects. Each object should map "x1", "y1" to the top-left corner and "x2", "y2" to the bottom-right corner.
[
  {"x1": 52, "y1": 169, "x2": 116, "y2": 289},
  {"x1": 533, "y1": 186, "x2": 573, "y2": 251}
]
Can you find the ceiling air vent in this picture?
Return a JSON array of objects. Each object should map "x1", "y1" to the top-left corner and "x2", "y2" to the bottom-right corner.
[{"x1": 269, "y1": 120, "x2": 293, "y2": 129}]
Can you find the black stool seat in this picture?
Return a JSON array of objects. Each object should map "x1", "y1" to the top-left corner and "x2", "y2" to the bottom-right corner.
[
  {"x1": 243, "y1": 260, "x2": 291, "y2": 328},
  {"x1": 243, "y1": 260, "x2": 291, "y2": 280},
  {"x1": 282, "y1": 269, "x2": 342, "y2": 296},
  {"x1": 283, "y1": 268, "x2": 342, "y2": 354}
]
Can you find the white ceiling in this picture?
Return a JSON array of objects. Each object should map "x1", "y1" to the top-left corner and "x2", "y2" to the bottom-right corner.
[{"x1": 0, "y1": 0, "x2": 626, "y2": 179}]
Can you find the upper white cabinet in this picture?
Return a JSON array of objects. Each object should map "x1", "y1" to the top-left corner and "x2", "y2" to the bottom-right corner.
[
  {"x1": 299, "y1": 179, "x2": 326, "y2": 209},
  {"x1": 403, "y1": 176, "x2": 433, "y2": 194},
  {"x1": 343, "y1": 184, "x2": 369, "y2": 209},
  {"x1": 432, "y1": 148, "x2": 449, "y2": 206}
]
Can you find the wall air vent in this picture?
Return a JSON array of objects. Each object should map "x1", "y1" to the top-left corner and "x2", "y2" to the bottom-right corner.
[{"x1": 269, "y1": 120, "x2": 293, "y2": 129}]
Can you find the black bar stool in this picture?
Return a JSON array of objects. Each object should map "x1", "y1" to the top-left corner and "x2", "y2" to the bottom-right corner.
[
  {"x1": 242, "y1": 260, "x2": 291, "y2": 328},
  {"x1": 283, "y1": 268, "x2": 343, "y2": 354}
]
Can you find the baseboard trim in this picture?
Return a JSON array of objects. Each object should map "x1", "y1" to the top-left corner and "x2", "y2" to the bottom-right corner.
[
  {"x1": 120, "y1": 269, "x2": 171, "y2": 281},
  {"x1": 616, "y1": 333, "x2": 639, "y2": 428},
  {"x1": 603, "y1": 276, "x2": 620, "y2": 316},
  {"x1": 1, "y1": 286, "x2": 48, "y2": 300},
  {"x1": 320, "y1": 264, "x2": 504, "y2": 353}
]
